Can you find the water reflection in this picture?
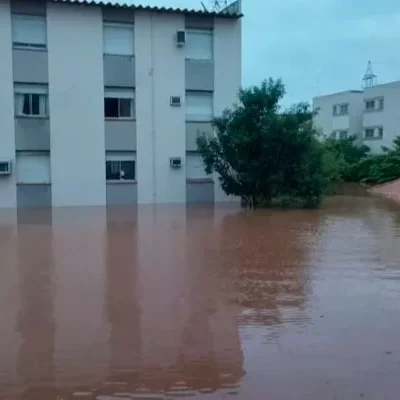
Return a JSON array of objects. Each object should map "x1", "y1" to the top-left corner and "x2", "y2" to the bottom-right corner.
[
  {"x1": 16, "y1": 220, "x2": 55, "y2": 399},
  {"x1": 1, "y1": 197, "x2": 400, "y2": 399}
]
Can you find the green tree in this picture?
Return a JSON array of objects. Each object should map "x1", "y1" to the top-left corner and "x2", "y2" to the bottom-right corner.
[
  {"x1": 321, "y1": 136, "x2": 370, "y2": 187},
  {"x1": 356, "y1": 136, "x2": 400, "y2": 184},
  {"x1": 196, "y1": 79, "x2": 329, "y2": 209}
]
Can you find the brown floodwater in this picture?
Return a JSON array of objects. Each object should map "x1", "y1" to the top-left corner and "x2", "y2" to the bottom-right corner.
[{"x1": 1, "y1": 195, "x2": 400, "y2": 400}]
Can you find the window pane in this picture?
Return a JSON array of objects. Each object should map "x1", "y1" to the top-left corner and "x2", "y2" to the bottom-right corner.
[
  {"x1": 104, "y1": 98, "x2": 119, "y2": 118},
  {"x1": 120, "y1": 161, "x2": 135, "y2": 180},
  {"x1": 103, "y1": 25, "x2": 134, "y2": 56},
  {"x1": 186, "y1": 92, "x2": 213, "y2": 121},
  {"x1": 31, "y1": 94, "x2": 40, "y2": 115},
  {"x1": 186, "y1": 31, "x2": 213, "y2": 60},
  {"x1": 106, "y1": 161, "x2": 121, "y2": 180},
  {"x1": 22, "y1": 94, "x2": 30, "y2": 115},
  {"x1": 186, "y1": 154, "x2": 208, "y2": 179},
  {"x1": 12, "y1": 15, "x2": 46, "y2": 47},
  {"x1": 340, "y1": 131, "x2": 348, "y2": 139},
  {"x1": 119, "y1": 99, "x2": 132, "y2": 118},
  {"x1": 366, "y1": 100, "x2": 375, "y2": 110},
  {"x1": 378, "y1": 128, "x2": 383, "y2": 138},
  {"x1": 365, "y1": 129, "x2": 374, "y2": 138},
  {"x1": 39, "y1": 94, "x2": 47, "y2": 116}
]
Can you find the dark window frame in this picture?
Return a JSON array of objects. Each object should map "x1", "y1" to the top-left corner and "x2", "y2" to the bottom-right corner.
[
  {"x1": 15, "y1": 92, "x2": 48, "y2": 117},
  {"x1": 106, "y1": 159, "x2": 136, "y2": 181},
  {"x1": 104, "y1": 97, "x2": 134, "y2": 119}
]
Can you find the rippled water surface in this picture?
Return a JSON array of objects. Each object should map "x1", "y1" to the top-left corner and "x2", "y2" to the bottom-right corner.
[{"x1": 1, "y1": 195, "x2": 400, "y2": 399}]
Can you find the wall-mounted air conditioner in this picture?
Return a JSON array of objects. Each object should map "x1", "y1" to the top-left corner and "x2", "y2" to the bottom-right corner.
[
  {"x1": 0, "y1": 161, "x2": 11, "y2": 176},
  {"x1": 170, "y1": 157, "x2": 182, "y2": 169},
  {"x1": 170, "y1": 96, "x2": 182, "y2": 107},
  {"x1": 176, "y1": 30, "x2": 186, "y2": 47}
]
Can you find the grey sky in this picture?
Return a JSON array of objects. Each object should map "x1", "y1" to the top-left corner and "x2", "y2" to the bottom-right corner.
[{"x1": 128, "y1": 0, "x2": 400, "y2": 106}]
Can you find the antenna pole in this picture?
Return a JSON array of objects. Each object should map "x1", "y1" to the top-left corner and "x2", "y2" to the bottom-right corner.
[{"x1": 362, "y1": 61, "x2": 377, "y2": 89}]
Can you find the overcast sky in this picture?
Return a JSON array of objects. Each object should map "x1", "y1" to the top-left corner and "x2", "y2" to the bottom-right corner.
[{"x1": 127, "y1": 0, "x2": 400, "y2": 106}]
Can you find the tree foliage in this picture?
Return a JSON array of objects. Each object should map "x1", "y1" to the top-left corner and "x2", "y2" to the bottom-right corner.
[
  {"x1": 355, "y1": 137, "x2": 400, "y2": 184},
  {"x1": 196, "y1": 79, "x2": 329, "y2": 209}
]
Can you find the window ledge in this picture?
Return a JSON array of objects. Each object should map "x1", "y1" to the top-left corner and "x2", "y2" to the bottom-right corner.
[
  {"x1": 15, "y1": 115, "x2": 49, "y2": 120},
  {"x1": 13, "y1": 46, "x2": 47, "y2": 52},
  {"x1": 333, "y1": 114, "x2": 349, "y2": 117},
  {"x1": 364, "y1": 137, "x2": 383, "y2": 141},
  {"x1": 185, "y1": 58, "x2": 214, "y2": 63},
  {"x1": 106, "y1": 180, "x2": 137, "y2": 184},
  {"x1": 364, "y1": 109, "x2": 384, "y2": 113},
  {"x1": 17, "y1": 182, "x2": 51, "y2": 186},
  {"x1": 186, "y1": 120, "x2": 214, "y2": 123},
  {"x1": 187, "y1": 178, "x2": 214, "y2": 183},
  {"x1": 103, "y1": 53, "x2": 135, "y2": 58},
  {"x1": 105, "y1": 118, "x2": 135, "y2": 121}
]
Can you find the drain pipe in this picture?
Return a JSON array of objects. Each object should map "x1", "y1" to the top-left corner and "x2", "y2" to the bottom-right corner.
[{"x1": 150, "y1": 14, "x2": 157, "y2": 204}]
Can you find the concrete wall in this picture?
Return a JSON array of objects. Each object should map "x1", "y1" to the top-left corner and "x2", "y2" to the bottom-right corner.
[
  {"x1": 47, "y1": 2, "x2": 106, "y2": 206},
  {"x1": 135, "y1": 11, "x2": 186, "y2": 204},
  {"x1": 13, "y1": 49, "x2": 48, "y2": 84},
  {"x1": 103, "y1": 55, "x2": 135, "y2": 87},
  {"x1": 185, "y1": 60, "x2": 214, "y2": 91},
  {"x1": 0, "y1": 0, "x2": 17, "y2": 208},
  {"x1": 213, "y1": 17, "x2": 241, "y2": 202},
  {"x1": 186, "y1": 122, "x2": 213, "y2": 151},
  {"x1": 187, "y1": 181, "x2": 214, "y2": 204},
  {"x1": 105, "y1": 120, "x2": 136, "y2": 151},
  {"x1": 363, "y1": 82, "x2": 400, "y2": 153},
  {"x1": 15, "y1": 118, "x2": 50, "y2": 151},
  {"x1": 106, "y1": 182, "x2": 137, "y2": 205},
  {"x1": 17, "y1": 184, "x2": 51, "y2": 207},
  {"x1": 313, "y1": 91, "x2": 364, "y2": 139}
]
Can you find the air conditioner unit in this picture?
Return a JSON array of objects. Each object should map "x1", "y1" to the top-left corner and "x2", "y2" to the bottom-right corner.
[
  {"x1": 176, "y1": 30, "x2": 186, "y2": 47},
  {"x1": 0, "y1": 161, "x2": 11, "y2": 176},
  {"x1": 170, "y1": 157, "x2": 182, "y2": 169},
  {"x1": 170, "y1": 96, "x2": 182, "y2": 107}
]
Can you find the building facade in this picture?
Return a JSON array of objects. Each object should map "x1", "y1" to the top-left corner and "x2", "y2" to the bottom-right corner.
[
  {"x1": 313, "y1": 80, "x2": 400, "y2": 154},
  {"x1": 0, "y1": 0, "x2": 242, "y2": 208}
]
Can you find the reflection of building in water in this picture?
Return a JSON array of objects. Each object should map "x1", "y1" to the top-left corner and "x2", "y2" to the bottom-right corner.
[
  {"x1": 15, "y1": 223, "x2": 56, "y2": 399},
  {"x1": 215, "y1": 210, "x2": 318, "y2": 327},
  {"x1": 98, "y1": 206, "x2": 244, "y2": 397},
  {"x1": 105, "y1": 209, "x2": 142, "y2": 384}
]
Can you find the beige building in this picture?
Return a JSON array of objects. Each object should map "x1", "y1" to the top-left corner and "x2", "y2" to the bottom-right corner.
[{"x1": 313, "y1": 80, "x2": 400, "y2": 154}]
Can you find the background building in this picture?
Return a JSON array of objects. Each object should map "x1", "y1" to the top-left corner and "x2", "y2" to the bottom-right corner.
[
  {"x1": 0, "y1": 0, "x2": 242, "y2": 208},
  {"x1": 313, "y1": 77, "x2": 400, "y2": 155}
]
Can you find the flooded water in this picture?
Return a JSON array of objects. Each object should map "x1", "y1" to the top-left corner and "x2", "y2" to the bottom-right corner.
[{"x1": 1, "y1": 195, "x2": 400, "y2": 400}]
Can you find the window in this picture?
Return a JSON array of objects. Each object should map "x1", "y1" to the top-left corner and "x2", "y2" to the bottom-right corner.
[
  {"x1": 12, "y1": 14, "x2": 47, "y2": 49},
  {"x1": 104, "y1": 88, "x2": 134, "y2": 119},
  {"x1": 365, "y1": 128, "x2": 374, "y2": 139},
  {"x1": 365, "y1": 100, "x2": 375, "y2": 111},
  {"x1": 330, "y1": 132, "x2": 337, "y2": 139},
  {"x1": 378, "y1": 98, "x2": 384, "y2": 110},
  {"x1": 339, "y1": 104, "x2": 348, "y2": 115},
  {"x1": 339, "y1": 130, "x2": 348, "y2": 139},
  {"x1": 333, "y1": 103, "x2": 349, "y2": 116},
  {"x1": 364, "y1": 127, "x2": 383, "y2": 140},
  {"x1": 186, "y1": 92, "x2": 213, "y2": 121},
  {"x1": 105, "y1": 153, "x2": 136, "y2": 181},
  {"x1": 186, "y1": 30, "x2": 213, "y2": 60},
  {"x1": 14, "y1": 84, "x2": 48, "y2": 117},
  {"x1": 16, "y1": 152, "x2": 50, "y2": 184},
  {"x1": 186, "y1": 153, "x2": 209, "y2": 180},
  {"x1": 103, "y1": 23, "x2": 134, "y2": 56}
]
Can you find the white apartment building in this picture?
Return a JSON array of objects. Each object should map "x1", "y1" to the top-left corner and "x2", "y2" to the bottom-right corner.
[
  {"x1": 0, "y1": 0, "x2": 242, "y2": 208},
  {"x1": 313, "y1": 80, "x2": 400, "y2": 154}
]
